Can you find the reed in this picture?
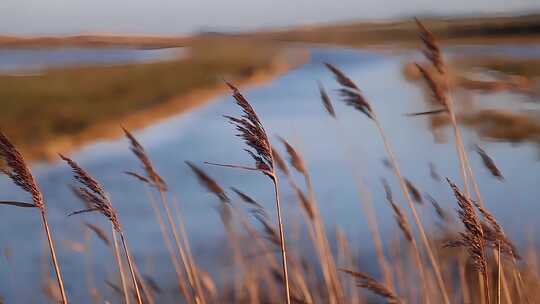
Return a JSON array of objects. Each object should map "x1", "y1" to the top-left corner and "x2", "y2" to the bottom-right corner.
[
  {"x1": 317, "y1": 82, "x2": 396, "y2": 295},
  {"x1": 60, "y1": 154, "x2": 142, "y2": 304},
  {"x1": 275, "y1": 138, "x2": 343, "y2": 303},
  {"x1": 123, "y1": 128, "x2": 200, "y2": 303},
  {"x1": 325, "y1": 62, "x2": 451, "y2": 304},
  {"x1": 0, "y1": 132, "x2": 68, "y2": 304},
  {"x1": 206, "y1": 82, "x2": 291, "y2": 303}
]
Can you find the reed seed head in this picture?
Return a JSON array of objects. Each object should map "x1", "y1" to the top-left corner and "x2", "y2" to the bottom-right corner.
[
  {"x1": 0, "y1": 132, "x2": 44, "y2": 209},
  {"x1": 325, "y1": 63, "x2": 373, "y2": 119}
]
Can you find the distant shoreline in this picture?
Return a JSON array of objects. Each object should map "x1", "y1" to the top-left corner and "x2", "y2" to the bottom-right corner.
[
  {"x1": 32, "y1": 48, "x2": 310, "y2": 163},
  {"x1": 1, "y1": 13, "x2": 539, "y2": 49}
]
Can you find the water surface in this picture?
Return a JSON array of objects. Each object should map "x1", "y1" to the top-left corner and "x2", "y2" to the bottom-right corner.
[
  {"x1": 0, "y1": 45, "x2": 539, "y2": 302},
  {"x1": 0, "y1": 47, "x2": 185, "y2": 74}
]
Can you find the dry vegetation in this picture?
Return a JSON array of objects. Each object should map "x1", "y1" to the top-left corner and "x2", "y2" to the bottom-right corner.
[{"x1": 1, "y1": 19, "x2": 540, "y2": 304}]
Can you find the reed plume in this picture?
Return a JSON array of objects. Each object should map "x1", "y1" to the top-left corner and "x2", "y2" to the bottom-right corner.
[
  {"x1": 426, "y1": 194, "x2": 449, "y2": 222},
  {"x1": 123, "y1": 128, "x2": 167, "y2": 191},
  {"x1": 0, "y1": 132, "x2": 68, "y2": 304},
  {"x1": 341, "y1": 269, "x2": 401, "y2": 304},
  {"x1": 382, "y1": 179, "x2": 413, "y2": 242},
  {"x1": 429, "y1": 162, "x2": 442, "y2": 182},
  {"x1": 207, "y1": 82, "x2": 291, "y2": 303},
  {"x1": 404, "y1": 178, "x2": 423, "y2": 205},
  {"x1": 446, "y1": 179, "x2": 490, "y2": 303},
  {"x1": 60, "y1": 154, "x2": 142, "y2": 304},
  {"x1": 318, "y1": 81, "x2": 336, "y2": 118},
  {"x1": 415, "y1": 17, "x2": 445, "y2": 74},
  {"x1": 84, "y1": 222, "x2": 111, "y2": 247},
  {"x1": 231, "y1": 187, "x2": 264, "y2": 211},
  {"x1": 324, "y1": 63, "x2": 373, "y2": 119},
  {"x1": 186, "y1": 161, "x2": 230, "y2": 204},
  {"x1": 474, "y1": 145, "x2": 504, "y2": 180}
]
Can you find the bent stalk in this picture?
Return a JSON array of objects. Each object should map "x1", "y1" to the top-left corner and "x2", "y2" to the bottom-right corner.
[
  {"x1": 41, "y1": 210, "x2": 68, "y2": 304},
  {"x1": 271, "y1": 174, "x2": 291, "y2": 304}
]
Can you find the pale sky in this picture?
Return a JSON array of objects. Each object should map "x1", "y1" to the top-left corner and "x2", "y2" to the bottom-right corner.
[{"x1": 1, "y1": 0, "x2": 539, "y2": 36}]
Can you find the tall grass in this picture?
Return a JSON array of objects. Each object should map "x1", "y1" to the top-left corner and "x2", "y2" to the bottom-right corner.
[{"x1": 0, "y1": 18, "x2": 538, "y2": 304}]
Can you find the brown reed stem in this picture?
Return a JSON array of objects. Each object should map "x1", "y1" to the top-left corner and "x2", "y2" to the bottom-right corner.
[
  {"x1": 498, "y1": 241, "x2": 501, "y2": 304},
  {"x1": 373, "y1": 115, "x2": 450, "y2": 304},
  {"x1": 158, "y1": 189, "x2": 203, "y2": 304},
  {"x1": 171, "y1": 196, "x2": 204, "y2": 304},
  {"x1": 40, "y1": 210, "x2": 68, "y2": 304},
  {"x1": 332, "y1": 119, "x2": 395, "y2": 295},
  {"x1": 112, "y1": 225, "x2": 130, "y2": 304},
  {"x1": 304, "y1": 173, "x2": 343, "y2": 302},
  {"x1": 355, "y1": 178, "x2": 395, "y2": 291},
  {"x1": 131, "y1": 259, "x2": 155, "y2": 304},
  {"x1": 144, "y1": 187, "x2": 192, "y2": 303},
  {"x1": 460, "y1": 149, "x2": 514, "y2": 304},
  {"x1": 271, "y1": 174, "x2": 291, "y2": 304},
  {"x1": 119, "y1": 233, "x2": 143, "y2": 304},
  {"x1": 281, "y1": 157, "x2": 340, "y2": 303}
]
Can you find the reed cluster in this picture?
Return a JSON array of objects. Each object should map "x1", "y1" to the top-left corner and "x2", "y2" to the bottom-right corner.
[{"x1": 0, "y1": 19, "x2": 538, "y2": 304}]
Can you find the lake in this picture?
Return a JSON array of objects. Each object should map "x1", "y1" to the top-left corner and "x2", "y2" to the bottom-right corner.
[{"x1": 0, "y1": 45, "x2": 539, "y2": 302}]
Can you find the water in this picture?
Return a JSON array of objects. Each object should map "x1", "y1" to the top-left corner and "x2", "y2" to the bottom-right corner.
[
  {"x1": 0, "y1": 46, "x2": 539, "y2": 302},
  {"x1": 0, "y1": 47, "x2": 185, "y2": 74}
]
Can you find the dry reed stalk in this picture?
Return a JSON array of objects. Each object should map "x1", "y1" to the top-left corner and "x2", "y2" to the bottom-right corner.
[
  {"x1": 277, "y1": 137, "x2": 343, "y2": 302},
  {"x1": 81, "y1": 228, "x2": 101, "y2": 304},
  {"x1": 232, "y1": 187, "x2": 312, "y2": 303},
  {"x1": 123, "y1": 183, "x2": 193, "y2": 302},
  {"x1": 325, "y1": 63, "x2": 450, "y2": 304},
  {"x1": 111, "y1": 224, "x2": 130, "y2": 304},
  {"x1": 229, "y1": 192, "x2": 286, "y2": 302},
  {"x1": 461, "y1": 146, "x2": 519, "y2": 304},
  {"x1": 414, "y1": 19, "x2": 521, "y2": 303},
  {"x1": 414, "y1": 19, "x2": 470, "y2": 198},
  {"x1": 123, "y1": 129, "x2": 203, "y2": 304},
  {"x1": 314, "y1": 89, "x2": 397, "y2": 296},
  {"x1": 186, "y1": 162, "x2": 255, "y2": 302},
  {"x1": 206, "y1": 82, "x2": 291, "y2": 303},
  {"x1": 498, "y1": 241, "x2": 502, "y2": 304},
  {"x1": 171, "y1": 195, "x2": 207, "y2": 304},
  {"x1": 382, "y1": 179, "x2": 412, "y2": 243},
  {"x1": 140, "y1": 185, "x2": 192, "y2": 302},
  {"x1": 382, "y1": 179, "x2": 429, "y2": 303},
  {"x1": 227, "y1": 187, "x2": 265, "y2": 303},
  {"x1": 458, "y1": 253, "x2": 471, "y2": 304},
  {"x1": 415, "y1": 18, "x2": 511, "y2": 303},
  {"x1": 60, "y1": 154, "x2": 142, "y2": 304},
  {"x1": 335, "y1": 229, "x2": 360, "y2": 304},
  {"x1": 0, "y1": 132, "x2": 68, "y2": 304},
  {"x1": 129, "y1": 246, "x2": 156, "y2": 304}
]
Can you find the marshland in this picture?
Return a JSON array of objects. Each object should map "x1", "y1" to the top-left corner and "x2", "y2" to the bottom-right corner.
[{"x1": 1, "y1": 6, "x2": 540, "y2": 304}]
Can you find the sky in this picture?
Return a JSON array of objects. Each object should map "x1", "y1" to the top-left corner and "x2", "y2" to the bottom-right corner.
[{"x1": 1, "y1": 0, "x2": 540, "y2": 36}]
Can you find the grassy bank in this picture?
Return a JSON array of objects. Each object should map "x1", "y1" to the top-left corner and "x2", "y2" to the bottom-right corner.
[{"x1": 0, "y1": 40, "x2": 293, "y2": 160}]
